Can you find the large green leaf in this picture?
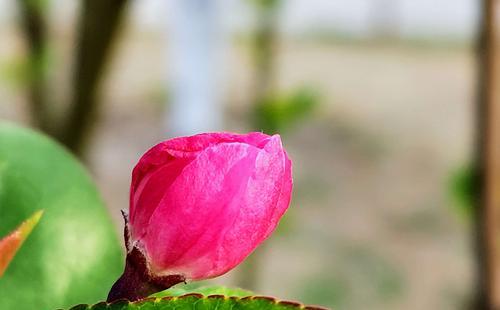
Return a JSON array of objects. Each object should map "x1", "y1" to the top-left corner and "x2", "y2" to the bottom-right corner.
[
  {"x1": 66, "y1": 294, "x2": 329, "y2": 310},
  {"x1": 0, "y1": 123, "x2": 124, "y2": 309}
]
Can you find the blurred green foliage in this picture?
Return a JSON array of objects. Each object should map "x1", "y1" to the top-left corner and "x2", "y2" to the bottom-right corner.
[
  {"x1": 0, "y1": 47, "x2": 51, "y2": 88},
  {"x1": 254, "y1": 87, "x2": 319, "y2": 134},
  {"x1": 299, "y1": 274, "x2": 348, "y2": 309},
  {"x1": 26, "y1": 0, "x2": 50, "y2": 12},
  {"x1": 250, "y1": 0, "x2": 281, "y2": 9},
  {"x1": 298, "y1": 245, "x2": 403, "y2": 309},
  {"x1": 0, "y1": 123, "x2": 123, "y2": 309},
  {"x1": 10, "y1": 0, "x2": 51, "y2": 88},
  {"x1": 448, "y1": 164, "x2": 477, "y2": 219}
]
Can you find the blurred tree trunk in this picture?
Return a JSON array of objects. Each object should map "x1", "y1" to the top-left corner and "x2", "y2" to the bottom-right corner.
[
  {"x1": 17, "y1": 0, "x2": 52, "y2": 133},
  {"x1": 236, "y1": 0, "x2": 280, "y2": 291},
  {"x1": 58, "y1": 0, "x2": 129, "y2": 155},
  {"x1": 252, "y1": 0, "x2": 279, "y2": 106},
  {"x1": 475, "y1": 0, "x2": 500, "y2": 309},
  {"x1": 17, "y1": 0, "x2": 129, "y2": 157}
]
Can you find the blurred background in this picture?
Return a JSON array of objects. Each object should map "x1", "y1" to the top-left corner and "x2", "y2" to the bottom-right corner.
[{"x1": 0, "y1": 0, "x2": 494, "y2": 309}]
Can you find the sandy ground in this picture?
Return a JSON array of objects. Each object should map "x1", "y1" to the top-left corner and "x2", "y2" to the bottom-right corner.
[{"x1": 0, "y1": 27, "x2": 475, "y2": 309}]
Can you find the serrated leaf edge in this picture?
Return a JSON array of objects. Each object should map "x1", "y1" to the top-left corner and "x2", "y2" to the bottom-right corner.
[{"x1": 64, "y1": 293, "x2": 330, "y2": 310}]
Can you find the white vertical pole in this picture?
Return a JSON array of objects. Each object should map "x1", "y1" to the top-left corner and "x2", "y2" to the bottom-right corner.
[{"x1": 166, "y1": 0, "x2": 227, "y2": 136}]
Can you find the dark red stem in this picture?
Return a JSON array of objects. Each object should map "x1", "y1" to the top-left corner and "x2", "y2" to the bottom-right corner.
[
  {"x1": 107, "y1": 247, "x2": 185, "y2": 302},
  {"x1": 107, "y1": 211, "x2": 185, "y2": 302}
]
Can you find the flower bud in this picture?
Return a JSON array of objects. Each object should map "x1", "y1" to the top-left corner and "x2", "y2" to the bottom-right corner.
[
  {"x1": 132, "y1": 132, "x2": 292, "y2": 277},
  {"x1": 108, "y1": 132, "x2": 292, "y2": 301}
]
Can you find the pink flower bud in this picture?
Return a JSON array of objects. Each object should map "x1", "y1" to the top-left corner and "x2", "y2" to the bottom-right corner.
[{"x1": 128, "y1": 132, "x2": 292, "y2": 281}]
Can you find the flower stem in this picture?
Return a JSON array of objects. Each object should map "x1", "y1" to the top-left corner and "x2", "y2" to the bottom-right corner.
[{"x1": 107, "y1": 245, "x2": 185, "y2": 302}]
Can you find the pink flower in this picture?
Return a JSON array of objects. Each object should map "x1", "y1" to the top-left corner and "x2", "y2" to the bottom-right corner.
[{"x1": 128, "y1": 132, "x2": 292, "y2": 281}]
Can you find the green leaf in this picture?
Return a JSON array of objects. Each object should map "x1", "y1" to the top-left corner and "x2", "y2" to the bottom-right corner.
[
  {"x1": 0, "y1": 123, "x2": 124, "y2": 309},
  {"x1": 66, "y1": 294, "x2": 329, "y2": 310},
  {"x1": 153, "y1": 285, "x2": 253, "y2": 298}
]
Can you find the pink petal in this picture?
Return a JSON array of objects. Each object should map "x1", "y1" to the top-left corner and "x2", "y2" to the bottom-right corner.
[
  {"x1": 130, "y1": 132, "x2": 270, "y2": 225},
  {"x1": 207, "y1": 135, "x2": 288, "y2": 278},
  {"x1": 160, "y1": 132, "x2": 271, "y2": 158},
  {"x1": 265, "y1": 150, "x2": 292, "y2": 237},
  {"x1": 143, "y1": 135, "x2": 289, "y2": 279},
  {"x1": 129, "y1": 158, "x2": 191, "y2": 240},
  {"x1": 143, "y1": 142, "x2": 261, "y2": 276}
]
